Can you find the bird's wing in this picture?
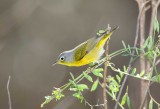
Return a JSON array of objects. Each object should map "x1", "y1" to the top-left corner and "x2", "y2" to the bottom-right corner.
[
  {"x1": 73, "y1": 26, "x2": 119, "y2": 61},
  {"x1": 74, "y1": 37, "x2": 99, "y2": 61}
]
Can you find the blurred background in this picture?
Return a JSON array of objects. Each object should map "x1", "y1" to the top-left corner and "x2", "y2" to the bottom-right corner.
[{"x1": 0, "y1": 0, "x2": 159, "y2": 109}]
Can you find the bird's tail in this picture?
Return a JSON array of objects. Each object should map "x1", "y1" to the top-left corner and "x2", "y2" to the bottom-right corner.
[{"x1": 96, "y1": 26, "x2": 119, "y2": 47}]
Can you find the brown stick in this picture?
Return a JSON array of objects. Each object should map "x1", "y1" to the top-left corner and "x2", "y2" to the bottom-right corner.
[
  {"x1": 103, "y1": 25, "x2": 111, "y2": 109},
  {"x1": 103, "y1": 41, "x2": 109, "y2": 109},
  {"x1": 139, "y1": 0, "x2": 160, "y2": 108},
  {"x1": 139, "y1": 0, "x2": 147, "y2": 108}
]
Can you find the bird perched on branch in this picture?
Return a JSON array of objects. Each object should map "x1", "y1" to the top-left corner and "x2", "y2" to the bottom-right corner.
[{"x1": 53, "y1": 26, "x2": 118, "y2": 67}]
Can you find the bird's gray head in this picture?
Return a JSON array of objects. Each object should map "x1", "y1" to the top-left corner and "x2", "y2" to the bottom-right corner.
[{"x1": 53, "y1": 50, "x2": 74, "y2": 66}]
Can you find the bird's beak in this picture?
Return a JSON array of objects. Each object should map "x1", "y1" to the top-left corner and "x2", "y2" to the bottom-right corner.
[{"x1": 52, "y1": 61, "x2": 58, "y2": 66}]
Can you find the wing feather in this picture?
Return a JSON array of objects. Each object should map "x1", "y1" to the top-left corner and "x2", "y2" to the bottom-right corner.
[{"x1": 74, "y1": 37, "x2": 99, "y2": 61}]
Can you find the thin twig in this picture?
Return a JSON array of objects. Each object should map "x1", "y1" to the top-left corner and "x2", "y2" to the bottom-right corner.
[
  {"x1": 99, "y1": 82, "x2": 125, "y2": 109},
  {"x1": 7, "y1": 76, "x2": 12, "y2": 109},
  {"x1": 84, "y1": 99, "x2": 105, "y2": 109},
  {"x1": 103, "y1": 24, "x2": 111, "y2": 109},
  {"x1": 148, "y1": 89, "x2": 160, "y2": 106},
  {"x1": 155, "y1": 59, "x2": 160, "y2": 66},
  {"x1": 149, "y1": 0, "x2": 160, "y2": 37}
]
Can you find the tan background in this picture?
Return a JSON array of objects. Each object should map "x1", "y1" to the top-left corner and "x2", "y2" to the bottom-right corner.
[{"x1": 0, "y1": 0, "x2": 160, "y2": 109}]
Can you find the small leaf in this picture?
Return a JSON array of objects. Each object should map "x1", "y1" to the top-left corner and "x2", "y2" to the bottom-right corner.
[
  {"x1": 149, "y1": 99, "x2": 153, "y2": 109},
  {"x1": 41, "y1": 96, "x2": 54, "y2": 107},
  {"x1": 123, "y1": 66, "x2": 127, "y2": 72},
  {"x1": 154, "y1": 16, "x2": 159, "y2": 34},
  {"x1": 77, "y1": 84, "x2": 89, "y2": 91},
  {"x1": 116, "y1": 75, "x2": 121, "y2": 83},
  {"x1": 147, "y1": 37, "x2": 154, "y2": 50},
  {"x1": 121, "y1": 93, "x2": 127, "y2": 106},
  {"x1": 97, "y1": 33, "x2": 101, "y2": 36},
  {"x1": 91, "y1": 79, "x2": 99, "y2": 91},
  {"x1": 122, "y1": 40, "x2": 127, "y2": 49},
  {"x1": 109, "y1": 85, "x2": 119, "y2": 92},
  {"x1": 99, "y1": 30, "x2": 105, "y2": 34},
  {"x1": 128, "y1": 45, "x2": 131, "y2": 54},
  {"x1": 69, "y1": 88, "x2": 77, "y2": 91},
  {"x1": 140, "y1": 70, "x2": 145, "y2": 77},
  {"x1": 151, "y1": 74, "x2": 160, "y2": 83},
  {"x1": 92, "y1": 68, "x2": 104, "y2": 73},
  {"x1": 127, "y1": 95, "x2": 131, "y2": 109},
  {"x1": 92, "y1": 68, "x2": 103, "y2": 78},
  {"x1": 70, "y1": 72, "x2": 74, "y2": 80},
  {"x1": 143, "y1": 37, "x2": 149, "y2": 48},
  {"x1": 131, "y1": 68, "x2": 136, "y2": 75},
  {"x1": 83, "y1": 72, "x2": 93, "y2": 82},
  {"x1": 73, "y1": 92, "x2": 84, "y2": 102},
  {"x1": 111, "y1": 79, "x2": 119, "y2": 88}
]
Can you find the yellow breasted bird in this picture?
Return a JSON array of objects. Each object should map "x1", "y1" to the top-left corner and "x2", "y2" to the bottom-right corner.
[{"x1": 53, "y1": 26, "x2": 118, "y2": 67}]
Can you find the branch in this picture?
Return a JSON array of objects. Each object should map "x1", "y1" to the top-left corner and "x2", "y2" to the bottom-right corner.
[
  {"x1": 114, "y1": 1, "x2": 150, "y2": 109},
  {"x1": 103, "y1": 24, "x2": 111, "y2": 109},
  {"x1": 7, "y1": 76, "x2": 12, "y2": 109},
  {"x1": 149, "y1": 0, "x2": 160, "y2": 37},
  {"x1": 139, "y1": 0, "x2": 160, "y2": 108},
  {"x1": 139, "y1": 53, "x2": 157, "y2": 109},
  {"x1": 84, "y1": 99, "x2": 105, "y2": 109}
]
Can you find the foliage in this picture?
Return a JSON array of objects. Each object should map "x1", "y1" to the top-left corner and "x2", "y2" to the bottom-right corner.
[{"x1": 41, "y1": 17, "x2": 160, "y2": 109}]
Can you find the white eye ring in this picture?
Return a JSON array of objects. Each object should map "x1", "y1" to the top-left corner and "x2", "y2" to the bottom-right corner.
[{"x1": 60, "y1": 56, "x2": 65, "y2": 61}]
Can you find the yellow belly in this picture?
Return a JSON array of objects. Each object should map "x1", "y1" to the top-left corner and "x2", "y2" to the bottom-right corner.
[{"x1": 65, "y1": 47, "x2": 104, "y2": 66}]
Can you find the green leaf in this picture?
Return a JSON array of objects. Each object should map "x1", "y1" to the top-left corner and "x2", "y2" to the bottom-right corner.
[
  {"x1": 97, "y1": 33, "x2": 101, "y2": 36},
  {"x1": 99, "y1": 30, "x2": 105, "y2": 34},
  {"x1": 123, "y1": 66, "x2": 127, "y2": 72},
  {"x1": 151, "y1": 74, "x2": 160, "y2": 83},
  {"x1": 77, "y1": 84, "x2": 89, "y2": 91},
  {"x1": 149, "y1": 99, "x2": 153, "y2": 109},
  {"x1": 92, "y1": 68, "x2": 103, "y2": 78},
  {"x1": 41, "y1": 96, "x2": 54, "y2": 107},
  {"x1": 116, "y1": 75, "x2": 121, "y2": 83},
  {"x1": 111, "y1": 79, "x2": 119, "y2": 88},
  {"x1": 127, "y1": 95, "x2": 131, "y2": 109},
  {"x1": 91, "y1": 79, "x2": 99, "y2": 92},
  {"x1": 83, "y1": 72, "x2": 93, "y2": 82},
  {"x1": 70, "y1": 72, "x2": 74, "y2": 80},
  {"x1": 147, "y1": 37, "x2": 154, "y2": 50},
  {"x1": 109, "y1": 84, "x2": 119, "y2": 92},
  {"x1": 128, "y1": 45, "x2": 131, "y2": 54},
  {"x1": 69, "y1": 88, "x2": 78, "y2": 91},
  {"x1": 154, "y1": 16, "x2": 159, "y2": 34},
  {"x1": 140, "y1": 70, "x2": 145, "y2": 77},
  {"x1": 122, "y1": 40, "x2": 127, "y2": 49},
  {"x1": 92, "y1": 68, "x2": 103, "y2": 73},
  {"x1": 131, "y1": 68, "x2": 136, "y2": 75},
  {"x1": 52, "y1": 90, "x2": 65, "y2": 101},
  {"x1": 121, "y1": 93, "x2": 127, "y2": 106},
  {"x1": 143, "y1": 37, "x2": 149, "y2": 48},
  {"x1": 73, "y1": 92, "x2": 84, "y2": 102}
]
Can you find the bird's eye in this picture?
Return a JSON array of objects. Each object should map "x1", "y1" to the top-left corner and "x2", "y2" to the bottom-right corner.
[{"x1": 60, "y1": 56, "x2": 65, "y2": 61}]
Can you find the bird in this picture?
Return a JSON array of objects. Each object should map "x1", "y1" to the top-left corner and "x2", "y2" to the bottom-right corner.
[{"x1": 53, "y1": 26, "x2": 118, "y2": 67}]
